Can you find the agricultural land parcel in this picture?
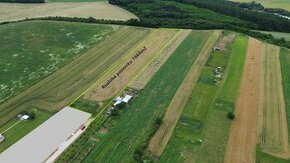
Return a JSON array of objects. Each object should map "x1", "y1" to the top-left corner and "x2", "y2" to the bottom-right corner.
[
  {"x1": 231, "y1": 0, "x2": 290, "y2": 11},
  {"x1": 159, "y1": 33, "x2": 248, "y2": 162},
  {"x1": 81, "y1": 30, "x2": 214, "y2": 162},
  {"x1": 83, "y1": 29, "x2": 179, "y2": 102},
  {"x1": 257, "y1": 31, "x2": 290, "y2": 41},
  {"x1": 0, "y1": 21, "x2": 114, "y2": 103},
  {"x1": 0, "y1": 2, "x2": 137, "y2": 23},
  {"x1": 0, "y1": 22, "x2": 152, "y2": 126}
]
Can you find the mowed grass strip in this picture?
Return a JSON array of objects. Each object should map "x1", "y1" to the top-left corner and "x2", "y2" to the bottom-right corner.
[
  {"x1": 82, "y1": 30, "x2": 213, "y2": 162},
  {"x1": 0, "y1": 109, "x2": 52, "y2": 153},
  {"x1": 0, "y1": 25, "x2": 151, "y2": 126},
  {"x1": 159, "y1": 34, "x2": 248, "y2": 162}
]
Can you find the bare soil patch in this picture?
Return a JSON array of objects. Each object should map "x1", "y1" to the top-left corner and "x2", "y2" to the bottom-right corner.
[
  {"x1": 146, "y1": 30, "x2": 222, "y2": 157},
  {"x1": 0, "y1": 2, "x2": 137, "y2": 22},
  {"x1": 224, "y1": 37, "x2": 262, "y2": 163}
]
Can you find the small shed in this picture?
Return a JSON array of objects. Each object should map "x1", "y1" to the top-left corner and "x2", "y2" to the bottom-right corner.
[
  {"x1": 21, "y1": 115, "x2": 29, "y2": 121},
  {"x1": 113, "y1": 101, "x2": 122, "y2": 107},
  {"x1": 122, "y1": 95, "x2": 133, "y2": 103}
]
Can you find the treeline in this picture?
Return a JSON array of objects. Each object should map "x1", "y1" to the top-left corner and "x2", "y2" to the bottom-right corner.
[{"x1": 0, "y1": 0, "x2": 44, "y2": 3}]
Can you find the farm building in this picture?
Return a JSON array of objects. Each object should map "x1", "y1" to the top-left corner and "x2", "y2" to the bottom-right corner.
[
  {"x1": 0, "y1": 107, "x2": 91, "y2": 163},
  {"x1": 0, "y1": 134, "x2": 5, "y2": 143}
]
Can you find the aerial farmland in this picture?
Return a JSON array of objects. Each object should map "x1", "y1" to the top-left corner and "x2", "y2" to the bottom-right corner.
[{"x1": 1, "y1": 0, "x2": 290, "y2": 162}]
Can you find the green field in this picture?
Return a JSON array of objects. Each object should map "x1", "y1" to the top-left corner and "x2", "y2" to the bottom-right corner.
[
  {"x1": 280, "y1": 48, "x2": 290, "y2": 139},
  {"x1": 231, "y1": 0, "x2": 290, "y2": 11},
  {"x1": 0, "y1": 22, "x2": 151, "y2": 126},
  {"x1": 48, "y1": 0, "x2": 106, "y2": 2},
  {"x1": 159, "y1": 34, "x2": 248, "y2": 162},
  {"x1": 0, "y1": 21, "x2": 114, "y2": 104},
  {"x1": 70, "y1": 30, "x2": 212, "y2": 162},
  {"x1": 0, "y1": 109, "x2": 52, "y2": 153}
]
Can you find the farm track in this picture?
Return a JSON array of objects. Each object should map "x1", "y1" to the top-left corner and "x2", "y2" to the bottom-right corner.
[
  {"x1": 146, "y1": 30, "x2": 221, "y2": 157},
  {"x1": 0, "y1": 26, "x2": 151, "y2": 126},
  {"x1": 0, "y1": 2, "x2": 137, "y2": 22},
  {"x1": 224, "y1": 37, "x2": 262, "y2": 163},
  {"x1": 257, "y1": 44, "x2": 290, "y2": 158},
  {"x1": 129, "y1": 30, "x2": 192, "y2": 89},
  {"x1": 83, "y1": 29, "x2": 179, "y2": 101}
]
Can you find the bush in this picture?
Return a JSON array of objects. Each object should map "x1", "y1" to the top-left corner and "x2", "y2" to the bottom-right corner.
[{"x1": 227, "y1": 112, "x2": 235, "y2": 120}]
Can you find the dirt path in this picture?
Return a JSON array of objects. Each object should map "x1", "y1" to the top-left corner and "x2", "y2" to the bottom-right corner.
[
  {"x1": 224, "y1": 37, "x2": 262, "y2": 163},
  {"x1": 83, "y1": 29, "x2": 179, "y2": 101},
  {"x1": 257, "y1": 43, "x2": 290, "y2": 159},
  {"x1": 0, "y1": 2, "x2": 137, "y2": 22},
  {"x1": 146, "y1": 30, "x2": 222, "y2": 157},
  {"x1": 129, "y1": 30, "x2": 191, "y2": 90}
]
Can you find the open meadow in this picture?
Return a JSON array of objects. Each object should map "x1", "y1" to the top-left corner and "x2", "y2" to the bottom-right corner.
[
  {"x1": 0, "y1": 2, "x2": 137, "y2": 23},
  {"x1": 0, "y1": 21, "x2": 152, "y2": 126}
]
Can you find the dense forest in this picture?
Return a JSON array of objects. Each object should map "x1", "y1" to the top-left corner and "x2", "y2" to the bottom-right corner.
[
  {"x1": 0, "y1": 0, "x2": 44, "y2": 3},
  {"x1": 108, "y1": 0, "x2": 290, "y2": 48}
]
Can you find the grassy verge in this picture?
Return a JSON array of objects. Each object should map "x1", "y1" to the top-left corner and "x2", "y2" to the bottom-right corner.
[
  {"x1": 256, "y1": 148, "x2": 289, "y2": 163},
  {"x1": 0, "y1": 109, "x2": 52, "y2": 153},
  {"x1": 71, "y1": 99, "x2": 99, "y2": 116},
  {"x1": 159, "y1": 34, "x2": 248, "y2": 162}
]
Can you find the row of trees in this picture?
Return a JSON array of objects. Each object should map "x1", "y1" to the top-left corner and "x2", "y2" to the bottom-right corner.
[{"x1": 0, "y1": 0, "x2": 44, "y2": 3}]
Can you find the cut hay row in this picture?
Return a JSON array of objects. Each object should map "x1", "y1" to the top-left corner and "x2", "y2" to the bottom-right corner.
[
  {"x1": 0, "y1": 2, "x2": 137, "y2": 23},
  {"x1": 0, "y1": 26, "x2": 151, "y2": 126},
  {"x1": 224, "y1": 37, "x2": 262, "y2": 163},
  {"x1": 257, "y1": 43, "x2": 290, "y2": 158},
  {"x1": 146, "y1": 30, "x2": 221, "y2": 157},
  {"x1": 83, "y1": 29, "x2": 180, "y2": 102}
]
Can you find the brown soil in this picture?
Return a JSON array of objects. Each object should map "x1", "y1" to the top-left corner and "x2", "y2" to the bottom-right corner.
[
  {"x1": 257, "y1": 43, "x2": 290, "y2": 159},
  {"x1": 0, "y1": 2, "x2": 137, "y2": 22},
  {"x1": 224, "y1": 37, "x2": 262, "y2": 163},
  {"x1": 83, "y1": 29, "x2": 179, "y2": 101},
  {"x1": 129, "y1": 29, "x2": 191, "y2": 90},
  {"x1": 146, "y1": 30, "x2": 222, "y2": 157}
]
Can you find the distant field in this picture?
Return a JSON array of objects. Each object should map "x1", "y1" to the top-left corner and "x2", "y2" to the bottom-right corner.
[
  {"x1": 82, "y1": 30, "x2": 213, "y2": 162},
  {"x1": 0, "y1": 2, "x2": 137, "y2": 23},
  {"x1": 0, "y1": 22, "x2": 151, "y2": 126},
  {"x1": 48, "y1": 0, "x2": 106, "y2": 2},
  {"x1": 0, "y1": 109, "x2": 52, "y2": 153},
  {"x1": 257, "y1": 31, "x2": 290, "y2": 41},
  {"x1": 0, "y1": 21, "x2": 114, "y2": 103},
  {"x1": 231, "y1": 0, "x2": 290, "y2": 11}
]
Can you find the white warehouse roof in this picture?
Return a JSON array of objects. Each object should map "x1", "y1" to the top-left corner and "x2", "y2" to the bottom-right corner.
[
  {"x1": 0, "y1": 107, "x2": 91, "y2": 163},
  {"x1": 122, "y1": 95, "x2": 133, "y2": 103}
]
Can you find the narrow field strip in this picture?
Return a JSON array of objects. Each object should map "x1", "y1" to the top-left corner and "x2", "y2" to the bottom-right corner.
[
  {"x1": 225, "y1": 37, "x2": 262, "y2": 163},
  {"x1": 146, "y1": 30, "x2": 221, "y2": 157},
  {"x1": 0, "y1": 26, "x2": 151, "y2": 126},
  {"x1": 82, "y1": 30, "x2": 213, "y2": 162},
  {"x1": 257, "y1": 43, "x2": 290, "y2": 158}
]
